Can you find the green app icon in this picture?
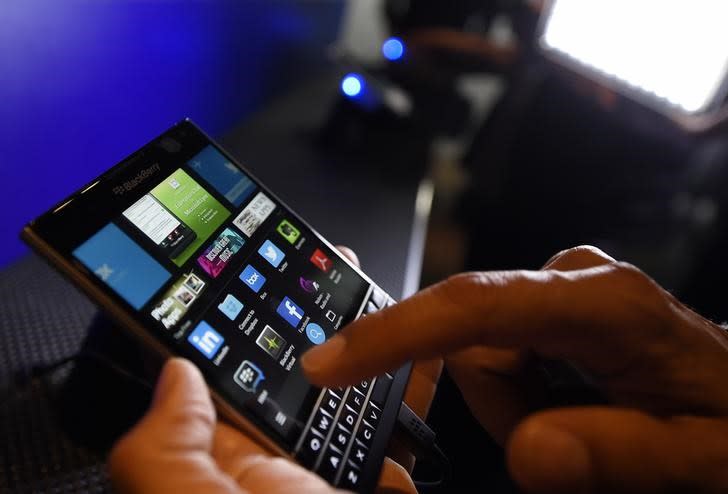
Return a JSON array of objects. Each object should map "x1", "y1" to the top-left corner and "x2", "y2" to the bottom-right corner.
[
  {"x1": 277, "y1": 220, "x2": 300, "y2": 245},
  {"x1": 255, "y1": 325, "x2": 286, "y2": 360}
]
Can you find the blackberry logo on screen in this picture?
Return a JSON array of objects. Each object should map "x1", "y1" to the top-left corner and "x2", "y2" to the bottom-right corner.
[{"x1": 112, "y1": 163, "x2": 161, "y2": 195}]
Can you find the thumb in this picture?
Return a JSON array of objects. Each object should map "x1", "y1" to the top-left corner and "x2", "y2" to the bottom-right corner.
[
  {"x1": 507, "y1": 407, "x2": 728, "y2": 494},
  {"x1": 138, "y1": 357, "x2": 216, "y2": 450},
  {"x1": 109, "y1": 358, "x2": 232, "y2": 494}
]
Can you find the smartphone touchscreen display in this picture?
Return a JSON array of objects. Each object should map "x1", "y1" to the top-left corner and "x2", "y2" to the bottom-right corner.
[{"x1": 32, "y1": 124, "x2": 372, "y2": 453}]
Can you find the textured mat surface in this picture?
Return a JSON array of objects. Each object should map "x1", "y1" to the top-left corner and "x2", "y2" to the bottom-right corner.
[{"x1": 0, "y1": 255, "x2": 111, "y2": 493}]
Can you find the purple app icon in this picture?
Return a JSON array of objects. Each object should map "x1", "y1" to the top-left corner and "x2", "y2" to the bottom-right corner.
[{"x1": 299, "y1": 277, "x2": 320, "y2": 294}]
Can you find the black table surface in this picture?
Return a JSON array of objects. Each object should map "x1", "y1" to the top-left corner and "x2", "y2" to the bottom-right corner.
[{"x1": 0, "y1": 72, "x2": 428, "y2": 493}]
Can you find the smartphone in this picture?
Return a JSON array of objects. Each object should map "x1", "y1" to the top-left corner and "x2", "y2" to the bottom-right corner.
[{"x1": 22, "y1": 119, "x2": 411, "y2": 493}]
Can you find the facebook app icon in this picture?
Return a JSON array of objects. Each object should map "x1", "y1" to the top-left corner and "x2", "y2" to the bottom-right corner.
[
  {"x1": 240, "y1": 264, "x2": 266, "y2": 293},
  {"x1": 188, "y1": 321, "x2": 224, "y2": 359},
  {"x1": 277, "y1": 296, "x2": 305, "y2": 328}
]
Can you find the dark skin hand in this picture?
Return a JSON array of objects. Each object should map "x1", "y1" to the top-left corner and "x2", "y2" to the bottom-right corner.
[
  {"x1": 108, "y1": 247, "x2": 439, "y2": 494},
  {"x1": 303, "y1": 246, "x2": 728, "y2": 494}
]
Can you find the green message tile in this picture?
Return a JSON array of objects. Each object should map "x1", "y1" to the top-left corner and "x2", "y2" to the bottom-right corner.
[{"x1": 151, "y1": 168, "x2": 230, "y2": 266}]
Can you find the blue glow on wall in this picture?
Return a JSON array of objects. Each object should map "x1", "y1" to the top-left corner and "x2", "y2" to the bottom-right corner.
[{"x1": 0, "y1": 0, "x2": 341, "y2": 267}]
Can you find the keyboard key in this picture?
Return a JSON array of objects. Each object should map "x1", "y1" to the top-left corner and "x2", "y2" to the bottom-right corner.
[
  {"x1": 355, "y1": 379, "x2": 372, "y2": 396},
  {"x1": 312, "y1": 408, "x2": 334, "y2": 438},
  {"x1": 365, "y1": 301, "x2": 378, "y2": 314},
  {"x1": 356, "y1": 420, "x2": 376, "y2": 448},
  {"x1": 297, "y1": 428, "x2": 325, "y2": 468},
  {"x1": 369, "y1": 374, "x2": 393, "y2": 408},
  {"x1": 321, "y1": 390, "x2": 342, "y2": 416},
  {"x1": 317, "y1": 444, "x2": 344, "y2": 482},
  {"x1": 349, "y1": 440, "x2": 368, "y2": 469},
  {"x1": 340, "y1": 405, "x2": 358, "y2": 430},
  {"x1": 363, "y1": 402, "x2": 381, "y2": 428},
  {"x1": 339, "y1": 461, "x2": 361, "y2": 490},
  {"x1": 331, "y1": 423, "x2": 352, "y2": 450},
  {"x1": 345, "y1": 388, "x2": 365, "y2": 413}
]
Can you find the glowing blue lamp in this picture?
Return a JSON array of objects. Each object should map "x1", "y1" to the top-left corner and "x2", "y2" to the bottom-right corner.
[
  {"x1": 341, "y1": 73, "x2": 365, "y2": 98},
  {"x1": 382, "y1": 37, "x2": 405, "y2": 61}
]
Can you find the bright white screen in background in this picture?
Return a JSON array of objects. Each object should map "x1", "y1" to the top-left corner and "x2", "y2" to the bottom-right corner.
[{"x1": 541, "y1": 0, "x2": 728, "y2": 113}]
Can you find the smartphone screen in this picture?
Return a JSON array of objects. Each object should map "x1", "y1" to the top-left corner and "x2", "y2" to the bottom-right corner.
[{"x1": 27, "y1": 122, "x2": 377, "y2": 455}]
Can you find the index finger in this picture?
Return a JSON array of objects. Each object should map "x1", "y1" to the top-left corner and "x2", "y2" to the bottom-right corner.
[{"x1": 301, "y1": 263, "x2": 669, "y2": 387}]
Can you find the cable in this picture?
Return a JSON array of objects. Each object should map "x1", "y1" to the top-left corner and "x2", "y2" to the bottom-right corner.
[{"x1": 395, "y1": 402, "x2": 452, "y2": 492}]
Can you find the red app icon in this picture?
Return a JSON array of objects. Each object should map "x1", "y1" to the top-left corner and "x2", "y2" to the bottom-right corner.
[{"x1": 310, "y1": 248, "x2": 332, "y2": 272}]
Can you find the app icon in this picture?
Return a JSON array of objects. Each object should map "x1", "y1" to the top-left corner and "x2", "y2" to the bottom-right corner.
[
  {"x1": 305, "y1": 323, "x2": 326, "y2": 345},
  {"x1": 325, "y1": 310, "x2": 336, "y2": 322},
  {"x1": 256, "y1": 325, "x2": 287, "y2": 359},
  {"x1": 232, "y1": 192, "x2": 276, "y2": 237},
  {"x1": 310, "y1": 248, "x2": 332, "y2": 272},
  {"x1": 197, "y1": 228, "x2": 245, "y2": 278},
  {"x1": 218, "y1": 294, "x2": 244, "y2": 321},
  {"x1": 183, "y1": 273, "x2": 205, "y2": 294},
  {"x1": 188, "y1": 321, "x2": 224, "y2": 359},
  {"x1": 240, "y1": 264, "x2": 266, "y2": 293},
  {"x1": 277, "y1": 296, "x2": 305, "y2": 328},
  {"x1": 277, "y1": 220, "x2": 301, "y2": 244},
  {"x1": 173, "y1": 285, "x2": 196, "y2": 307},
  {"x1": 299, "y1": 277, "x2": 320, "y2": 294},
  {"x1": 150, "y1": 271, "x2": 207, "y2": 330},
  {"x1": 274, "y1": 411, "x2": 287, "y2": 427},
  {"x1": 234, "y1": 360, "x2": 265, "y2": 393},
  {"x1": 258, "y1": 239, "x2": 285, "y2": 268}
]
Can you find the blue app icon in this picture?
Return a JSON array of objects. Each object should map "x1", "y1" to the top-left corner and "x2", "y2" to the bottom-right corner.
[
  {"x1": 218, "y1": 294, "x2": 244, "y2": 321},
  {"x1": 258, "y1": 239, "x2": 285, "y2": 268},
  {"x1": 277, "y1": 296, "x2": 305, "y2": 328},
  {"x1": 305, "y1": 323, "x2": 326, "y2": 345},
  {"x1": 234, "y1": 360, "x2": 265, "y2": 393},
  {"x1": 188, "y1": 321, "x2": 224, "y2": 359},
  {"x1": 240, "y1": 264, "x2": 266, "y2": 293}
]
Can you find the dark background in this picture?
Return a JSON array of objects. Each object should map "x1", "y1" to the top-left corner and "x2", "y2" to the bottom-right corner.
[
  {"x1": 5, "y1": 1, "x2": 728, "y2": 493},
  {"x1": 0, "y1": 0, "x2": 343, "y2": 268}
]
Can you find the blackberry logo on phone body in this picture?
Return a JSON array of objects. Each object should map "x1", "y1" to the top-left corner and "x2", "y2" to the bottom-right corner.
[{"x1": 112, "y1": 163, "x2": 161, "y2": 195}]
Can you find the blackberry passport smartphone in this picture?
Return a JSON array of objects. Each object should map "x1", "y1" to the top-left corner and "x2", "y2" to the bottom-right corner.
[{"x1": 22, "y1": 119, "x2": 411, "y2": 493}]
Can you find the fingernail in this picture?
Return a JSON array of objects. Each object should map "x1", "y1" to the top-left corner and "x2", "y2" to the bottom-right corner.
[
  {"x1": 301, "y1": 336, "x2": 346, "y2": 374},
  {"x1": 152, "y1": 358, "x2": 185, "y2": 406},
  {"x1": 513, "y1": 424, "x2": 591, "y2": 494}
]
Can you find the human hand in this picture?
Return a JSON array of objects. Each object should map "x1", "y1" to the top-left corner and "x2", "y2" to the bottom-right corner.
[
  {"x1": 109, "y1": 358, "x2": 422, "y2": 494},
  {"x1": 334, "y1": 248, "x2": 443, "y2": 475},
  {"x1": 109, "y1": 358, "x2": 346, "y2": 494},
  {"x1": 108, "y1": 246, "x2": 427, "y2": 494},
  {"x1": 302, "y1": 246, "x2": 728, "y2": 493}
]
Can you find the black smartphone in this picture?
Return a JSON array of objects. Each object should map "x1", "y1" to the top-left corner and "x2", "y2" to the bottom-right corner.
[{"x1": 22, "y1": 119, "x2": 411, "y2": 493}]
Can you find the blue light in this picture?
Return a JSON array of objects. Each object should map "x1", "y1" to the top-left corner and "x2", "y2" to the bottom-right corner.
[
  {"x1": 341, "y1": 73, "x2": 364, "y2": 98},
  {"x1": 382, "y1": 37, "x2": 405, "y2": 61}
]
